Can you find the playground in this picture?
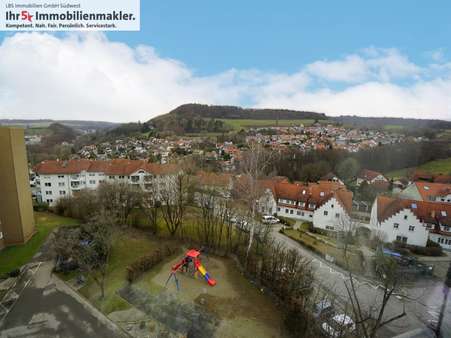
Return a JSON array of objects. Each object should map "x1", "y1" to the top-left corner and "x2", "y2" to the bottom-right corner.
[{"x1": 111, "y1": 248, "x2": 286, "y2": 338}]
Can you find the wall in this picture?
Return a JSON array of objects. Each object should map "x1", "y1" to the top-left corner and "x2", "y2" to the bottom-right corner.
[
  {"x1": 377, "y1": 209, "x2": 428, "y2": 247},
  {"x1": 313, "y1": 197, "x2": 350, "y2": 231},
  {"x1": 0, "y1": 127, "x2": 35, "y2": 247}
]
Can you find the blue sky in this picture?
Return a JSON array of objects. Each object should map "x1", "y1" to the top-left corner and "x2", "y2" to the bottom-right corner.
[
  {"x1": 108, "y1": 1, "x2": 451, "y2": 74},
  {"x1": 0, "y1": 1, "x2": 451, "y2": 121}
]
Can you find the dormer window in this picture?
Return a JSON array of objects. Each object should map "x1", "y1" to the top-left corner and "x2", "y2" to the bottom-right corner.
[
  {"x1": 302, "y1": 190, "x2": 306, "y2": 195},
  {"x1": 320, "y1": 192, "x2": 325, "y2": 197},
  {"x1": 411, "y1": 203, "x2": 417, "y2": 209},
  {"x1": 442, "y1": 211, "x2": 447, "y2": 217},
  {"x1": 424, "y1": 186, "x2": 429, "y2": 190}
]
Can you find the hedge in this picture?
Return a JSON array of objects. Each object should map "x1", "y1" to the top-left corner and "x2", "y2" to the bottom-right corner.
[{"x1": 126, "y1": 245, "x2": 179, "y2": 283}]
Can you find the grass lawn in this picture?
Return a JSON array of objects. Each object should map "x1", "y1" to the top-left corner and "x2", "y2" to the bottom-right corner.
[
  {"x1": 219, "y1": 118, "x2": 319, "y2": 130},
  {"x1": 283, "y1": 229, "x2": 363, "y2": 273},
  {"x1": 386, "y1": 157, "x2": 451, "y2": 179},
  {"x1": 0, "y1": 212, "x2": 79, "y2": 275},
  {"x1": 78, "y1": 229, "x2": 180, "y2": 314}
]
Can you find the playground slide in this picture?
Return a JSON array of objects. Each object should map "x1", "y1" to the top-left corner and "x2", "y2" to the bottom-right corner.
[{"x1": 196, "y1": 263, "x2": 217, "y2": 286}]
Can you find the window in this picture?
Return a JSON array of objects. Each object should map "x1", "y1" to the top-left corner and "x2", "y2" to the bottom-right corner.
[
  {"x1": 46, "y1": 199, "x2": 53, "y2": 203},
  {"x1": 58, "y1": 182, "x2": 65, "y2": 187},
  {"x1": 119, "y1": 175, "x2": 125, "y2": 179},
  {"x1": 285, "y1": 209, "x2": 289, "y2": 213},
  {"x1": 290, "y1": 210, "x2": 294, "y2": 214},
  {"x1": 335, "y1": 213, "x2": 340, "y2": 218},
  {"x1": 44, "y1": 182, "x2": 51, "y2": 187},
  {"x1": 301, "y1": 212, "x2": 305, "y2": 216},
  {"x1": 58, "y1": 175, "x2": 64, "y2": 178},
  {"x1": 89, "y1": 180, "x2": 96, "y2": 184},
  {"x1": 320, "y1": 192, "x2": 325, "y2": 197},
  {"x1": 331, "y1": 204, "x2": 334, "y2": 208},
  {"x1": 409, "y1": 225, "x2": 415, "y2": 232},
  {"x1": 396, "y1": 236, "x2": 408, "y2": 243},
  {"x1": 277, "y1": 207, "x2": 281, "y2": 212},
  {"x1": 393, "y1": 223, "x2": 399, "y2": 229},
  {"x1": 45, "y1": 191, "x2": 52, "y2": 195},
  {"x1": 309, "y1": 214, "x2": 312, "y2": 218},
  {"x1": 109, "y1": 176, "x2": 114, "y2": 179},
  {"x1": 59, "y1": 191, "x2": 66, "y2": 195},
  {"x1": 404, "y1": 215, "x2": 408, "y2": 220},
  {"x1": 441, "y1": 211, "x2": 447, "y2": 217},
  {"x1": 99, "y1": 180, "x2": 105, "y2": 184},
  {"x1": 89, "y1": 173, "x2": 95, "y2": 176},
  {"x1": 411, "y1": 203, "x2": 417, "y2": 209},
  {"x1": 326, "y1": 225, "x2": 335, "y2": 230},
  {"x1": 297, "y1": 211, "x2": 301, "y2": 215},
  {"x1": 324, "y1": 211, "x2": 328, "y2": 216}
]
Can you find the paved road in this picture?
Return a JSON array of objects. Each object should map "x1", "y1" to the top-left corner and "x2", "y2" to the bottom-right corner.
[
  {"x1": 271, "y1": 225, "x2": 450, "y2": 338},
  {"x1": 0, "y1": 261, "x2": 125, "y2": 338}
]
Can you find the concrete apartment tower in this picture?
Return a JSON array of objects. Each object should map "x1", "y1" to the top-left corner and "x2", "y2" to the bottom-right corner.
[{"x1": 0, "y1": 127, "x2": 35, "y2": 250}]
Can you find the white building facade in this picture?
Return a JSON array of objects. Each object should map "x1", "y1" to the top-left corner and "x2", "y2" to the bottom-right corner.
[{"x1": 35, "y1": 160, "x2": 179, "y2": 206}]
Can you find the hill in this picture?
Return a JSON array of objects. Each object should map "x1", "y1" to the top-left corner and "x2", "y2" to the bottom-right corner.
[
  {"x1": 150, "y1": 104, "x2": 328, "y2": 134},
  {"x1": 0, "y1": 119, "x2": 118, "y2": 133},
  {"x1": 386, "y1": 157, "x2": 451, "y2": 179},
  {"x1": 334, "y1": 115, "x2": 451, "y2": 130}
]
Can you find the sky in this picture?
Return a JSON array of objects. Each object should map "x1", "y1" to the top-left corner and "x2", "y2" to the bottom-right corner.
[{"x1": 1, "y1": 0, "x2": 451, "y2": 122}]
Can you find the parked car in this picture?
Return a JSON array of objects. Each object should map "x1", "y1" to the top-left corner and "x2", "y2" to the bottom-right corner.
[
  {"x1": 321, "y1": 314, "x2": 355, "y2": 337},
  {"x1": 313, "y1": 299, "x2": 334, "y2": 319},
  {"x1": 262, "y1": 215, "x2": 279, "y2": 224}
]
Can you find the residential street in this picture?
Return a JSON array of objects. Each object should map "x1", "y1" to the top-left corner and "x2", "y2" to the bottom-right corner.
[
  {"x1": 270, "y1": 225, "x2": 449, "y2": 338},
  {"x1": 0, "y1": 261, "x2": 125, "y2": 338}
]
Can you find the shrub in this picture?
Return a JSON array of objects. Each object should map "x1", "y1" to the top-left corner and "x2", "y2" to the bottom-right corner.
[
  {"x1": 278, "y1": 216, "x2": 296, "y2": 227},
  {"x1": 409, "y1": 245, "x2": 442, "y2": 257},
  {"x1": 126, "y1": 245, "x2": 178, "y2": 283},
  {"x1": 33, "y1": 201, "x2": 49, "y2": 212}
]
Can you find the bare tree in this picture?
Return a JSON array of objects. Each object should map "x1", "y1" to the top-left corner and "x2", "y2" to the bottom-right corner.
[
  {"x1": 196, "y1": 185, "x2": 232, "y2": 249},
  {"x1": 234, "y1": 142, "x2": 274, "y2": 264},
  {"x1": 76, "y1": 211, "x2": 116, "y2": 300},
  {"x1": 97, "y1": 182, "x2": 142, "y2": 225},
  {"x1": 159, "y1": 172, "x2": 192, "y2": 236},
  {"x1": 141, "y1": 184, "x2": 160, "y2": 234},
  {"x1": 338, "y1": 218, "x2": 406, "y2": 338}
]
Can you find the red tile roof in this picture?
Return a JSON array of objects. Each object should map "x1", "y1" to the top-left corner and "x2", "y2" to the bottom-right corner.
[
  {"x1": 358, "y1": 169, "x2": 385, "y2": 181},
  {"x1": 376, "y1": 195, "x2": 451, "y2": 225},
  {"x1": 34, "y1": 159, "x2": 179, "y2": 176},
  {"x1": 273, "y1": 180, "x2": 353, "y2": 213},
  {"x1": 414, "y1": 182, "x2": 451, "y2": 201}
]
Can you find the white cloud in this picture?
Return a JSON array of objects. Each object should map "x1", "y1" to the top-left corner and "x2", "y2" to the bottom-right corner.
[{"x1": 0, "y1": 33, "x2": 450, "y2": 122}]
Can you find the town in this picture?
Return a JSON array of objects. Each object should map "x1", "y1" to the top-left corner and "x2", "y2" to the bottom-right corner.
[{"x1": 1, "y1": 113, "x2": 450, "y2": 338}]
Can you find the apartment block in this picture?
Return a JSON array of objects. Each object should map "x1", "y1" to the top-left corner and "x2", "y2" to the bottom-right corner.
[{"x1": 0, "y1": 127, "x2": 35, "y2": 250}]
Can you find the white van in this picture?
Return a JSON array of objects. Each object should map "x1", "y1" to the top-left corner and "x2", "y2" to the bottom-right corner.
[{"x1": 262, "y1": 215, "x2": 279, "y2": 224}]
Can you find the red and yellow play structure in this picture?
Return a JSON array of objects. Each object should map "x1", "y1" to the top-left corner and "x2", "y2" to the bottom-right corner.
[{"x1": 165, "y1": 249, "x2": 217, "y2": 290}]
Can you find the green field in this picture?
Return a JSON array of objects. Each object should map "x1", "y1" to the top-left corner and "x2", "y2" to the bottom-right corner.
[
  {"x1": 0, "y1": 212, "x2": 79, "y2": 275},
  {"x1": 386, "y1": 157, "x2": 451, "y2": 179},
  {"x1": 219, "y1": 118, "x2": 320, "y2": 130}
]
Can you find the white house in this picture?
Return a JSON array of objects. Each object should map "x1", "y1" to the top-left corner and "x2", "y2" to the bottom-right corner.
[
  {"x1": 370, "y1": 196, "x2": 451, "y2": 249},
  {"x1": 356, "y1": 169, "x2": 388, "y2": 186},
  {"x1": 257, "y1": 179, "x2": 353, "y2": 231},
  {"x1": 399, "y1": 182, "x2": 451, "y2": 204},
  {"x1": 34, "y1": 159, "x2": 180, "y2": 206}
]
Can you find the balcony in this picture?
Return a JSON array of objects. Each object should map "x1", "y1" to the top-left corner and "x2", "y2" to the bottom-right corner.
[{"x1": 70, "y1": 174, "x2": 80, "y2": 181}]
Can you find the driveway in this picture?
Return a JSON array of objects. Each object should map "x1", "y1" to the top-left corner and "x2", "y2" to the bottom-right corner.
[
  {"x1": 271, "y1": 225, "x2": 449, "y2": 338},
  {"x1": 0, "y1": 261, "x2": 126, "y2": 338}
]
